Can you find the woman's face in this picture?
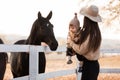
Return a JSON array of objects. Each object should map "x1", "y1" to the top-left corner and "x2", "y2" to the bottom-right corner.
[{"x1": 69, "y1": 24, "x2": 77, "y2": 33}]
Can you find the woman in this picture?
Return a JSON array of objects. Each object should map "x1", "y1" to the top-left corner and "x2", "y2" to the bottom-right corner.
[{"x1": 69, "y1": 5, "x2": 102, "y2": 80}]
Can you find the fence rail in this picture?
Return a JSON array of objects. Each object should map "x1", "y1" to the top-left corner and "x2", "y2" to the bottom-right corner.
[{"x1": 0, "y1": 44, "x2": 120, "y2": 80}]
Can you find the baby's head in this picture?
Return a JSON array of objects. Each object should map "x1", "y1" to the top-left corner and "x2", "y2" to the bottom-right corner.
[{"x1": 69, "y1": 13, "x2": 80, "y2": 33}]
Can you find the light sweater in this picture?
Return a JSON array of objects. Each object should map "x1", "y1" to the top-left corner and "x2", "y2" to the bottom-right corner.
[{"x1": 70, "y1": 35, "x2": 100, "y2": 60}]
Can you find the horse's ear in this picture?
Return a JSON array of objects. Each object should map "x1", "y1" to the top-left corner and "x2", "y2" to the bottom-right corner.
[
  {"x1": 46, "y1": 11, "x2": 52, "y2": 20},
  {"x1": 38, "y1": 12, "x2": 42, "y2": 20}
]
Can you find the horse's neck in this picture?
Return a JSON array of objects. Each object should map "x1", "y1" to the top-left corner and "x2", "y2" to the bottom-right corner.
[
  {"x1": 0, "y1": 38, "x2": 4, "y2": 44},
  {"x1": 25, "y1": 37, "x2": 42, "y2": 45}
]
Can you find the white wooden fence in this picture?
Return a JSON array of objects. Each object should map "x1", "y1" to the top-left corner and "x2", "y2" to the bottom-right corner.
[{"x1": 0, "y1": 44, "x2": 120, "y2": 80}]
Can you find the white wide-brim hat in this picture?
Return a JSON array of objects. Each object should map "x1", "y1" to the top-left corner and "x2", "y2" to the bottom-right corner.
[{"x1": 80, "y1": 5, "x2": 102, "y2": 22}]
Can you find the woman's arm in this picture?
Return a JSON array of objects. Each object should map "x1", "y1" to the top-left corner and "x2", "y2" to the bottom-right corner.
[{"x1": 69, "y1": 36, "x2": 89, "y2": 55}]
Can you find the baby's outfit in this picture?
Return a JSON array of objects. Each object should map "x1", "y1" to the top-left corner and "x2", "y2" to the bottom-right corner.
[{"x1": 66, "y1": 13, "x2": 83, "y2": 69}]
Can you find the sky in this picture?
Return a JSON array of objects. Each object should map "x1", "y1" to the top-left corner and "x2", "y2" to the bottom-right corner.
[
  {"x1": 0, "y1": 0, "x2": 113, "y2": 39},
  {"x1": 0, "y1": 0, "x2": 81, "y2": 38}
]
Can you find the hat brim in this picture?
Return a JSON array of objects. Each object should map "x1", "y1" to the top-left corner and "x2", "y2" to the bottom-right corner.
[{"x1": 80, "y1": 7, "x2": 102, "y2": 22}]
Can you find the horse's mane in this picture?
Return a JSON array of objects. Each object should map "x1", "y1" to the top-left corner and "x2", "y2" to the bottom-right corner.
[{"x1": 26, "y1": 20, "x2": 39, "y2": 45}]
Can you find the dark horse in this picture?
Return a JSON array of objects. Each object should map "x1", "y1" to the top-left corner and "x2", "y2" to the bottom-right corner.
[
  {"x1": 10, "y1": 11, "x2": 58, "y2": 78},
  {"x1": 0, "y1": 38, "x2": 8, "y2": 80}
]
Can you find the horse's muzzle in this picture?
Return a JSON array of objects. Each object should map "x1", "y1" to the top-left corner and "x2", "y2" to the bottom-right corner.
[{"x1": 49, "y1": 41, "x2": 58, "y2": 51}]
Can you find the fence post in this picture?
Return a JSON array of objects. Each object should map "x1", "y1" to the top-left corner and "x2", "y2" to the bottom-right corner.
[
  {"x1": 76, "y1": 62, "x2": 82, "y2": 80},
  {"x1": 29, "y1": 45, "x2": 39, "y2": 80},
  {"x1": 76, "y1": 70, "x2": 82, "y2": 80}
]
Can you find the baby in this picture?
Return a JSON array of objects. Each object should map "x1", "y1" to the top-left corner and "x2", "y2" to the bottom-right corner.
[
  {"x1": 66, "y1": 13, "x2": 81, "y2": 64},
  {"x1": 66, "y1": 13, "x2": 83, "y2": 72}
]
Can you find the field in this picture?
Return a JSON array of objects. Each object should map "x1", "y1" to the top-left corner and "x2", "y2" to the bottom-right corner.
[{"x1": 3, "y1": 53, "x2": 120, "y2": 80}]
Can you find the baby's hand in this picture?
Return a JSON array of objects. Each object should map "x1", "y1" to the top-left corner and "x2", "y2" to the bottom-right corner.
[
  {"x1": 73, "y1": 37, "x2": 79, "y2": 43},
  {"x1": 67, "y1": 37, "x2": 72, "y2": 43},
  {"x1": 69, "y1": 32, "x2": 75, "y2": 40}
]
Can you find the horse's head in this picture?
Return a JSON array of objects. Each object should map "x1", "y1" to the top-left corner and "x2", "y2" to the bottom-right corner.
[{"x1": 27, "y1": 11, "x2": 58, "y2": 51}]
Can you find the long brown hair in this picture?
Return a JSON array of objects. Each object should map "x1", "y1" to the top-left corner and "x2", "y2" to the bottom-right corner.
[{"x1": 78, "y1": 16, "x2": 101, "y2": 52}]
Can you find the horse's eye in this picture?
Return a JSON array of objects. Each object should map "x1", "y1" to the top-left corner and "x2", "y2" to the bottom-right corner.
[{"x1": 47, "y1": 23, "x2": 49, "y2": 27}]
